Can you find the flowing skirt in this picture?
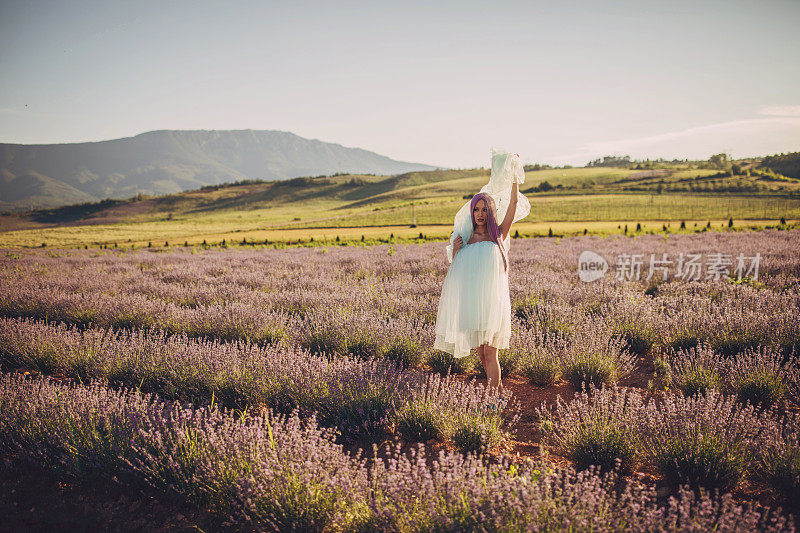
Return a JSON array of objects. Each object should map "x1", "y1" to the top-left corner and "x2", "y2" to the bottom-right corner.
[{"x1": 433, "y1": 241, "x2": 511, "y2": 358}]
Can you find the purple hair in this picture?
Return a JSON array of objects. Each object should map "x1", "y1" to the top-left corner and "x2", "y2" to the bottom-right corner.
[{"x1": 470, "y1": 192, "x2": 508, "y2": 273}]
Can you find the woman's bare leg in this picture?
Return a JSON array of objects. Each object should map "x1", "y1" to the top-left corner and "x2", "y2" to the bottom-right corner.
[
  {"x1": 477, "y1": 344, "x2": 486, "y2": 368},
  {"x1": 483, "y1": 344, "x2": 502, "y2": 393}
]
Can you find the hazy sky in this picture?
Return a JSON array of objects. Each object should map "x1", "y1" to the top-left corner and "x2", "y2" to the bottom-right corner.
[{"x1": 1, "y1": 0, "x2": 798, "y2": 168}]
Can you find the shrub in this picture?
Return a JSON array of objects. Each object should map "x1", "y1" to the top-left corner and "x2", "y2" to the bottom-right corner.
[
  {"x1": 736, "y1": 371, "x2": 787, "y2": 408},
  {"x1": 344, "y1": 331, "x2": 385, "y2": 361},
  {"x1": 571, "y1": 422, "x2": 636, "y2": 474},
  {"x1": 301, "y1": 324, "x2": 345, "y2": 358},
  {"x1": 668, "y1": 334, "x2": 700, "y2": 352},
  {"x1": 426, "y1": 351, "x2": 471, "y2": 376},
  {"x1": 560, "y1": 325, "x2": 634, "y2": 388},
  {"x1": 642, "y1": 389, "x2": 762, "y2": 493},
  {"x1": 559, "y1": 321, "x2": 634, "y2": 388},
  {"x1": 539, "y1": 386, "x2": 642, "y2": 474},
  {"x1": 677, "y1": 366, "x2": 720, "y2": 397},
  {"x1": 665, "y1": 344, "x2": 722, "y2": 397},
  {"x1": 521, "y1": 349, "x2": 561, "y2": 386},
  {"x1": 451, "y1": 413, "x2": 505, "y2": 454},
  {"x1": 384, "y1": 337, "x2": 424, "y2": 369},
  {"x1": 393, "y1": 399, "x2": 448, "y2": 442},
  {"x1": 726, "y1": 345, "x2": 797, "y2": 408},
  {"x1": 562, "y1": 351, "x2": 619, "y2": 388},
  {"x1": 655, "y1": 431, "x2": 748, "y2": 492},
  {"x1": 712, "y1": 332, "x2": 762, "y2": 358},
  {"x1": 756, "y1": 415, "x2": 800, "y2": 499},
  {"x1": 619, "y1": 326, "x2": 655, "y2": 355}
]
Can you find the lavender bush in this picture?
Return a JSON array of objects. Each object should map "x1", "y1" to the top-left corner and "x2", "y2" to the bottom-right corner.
[
  {"x1": 559, "y1": 322, "x2": 635, "y2": 388},
  {"x1": 661, "y1": 342, "x2": 799, "y2": 407},
  {"x1": 0, "y1": 317, "x2": 507, "y2": 444},
  {"x1": 0, "y1": 356, "x2": 795, "y2": 531},
  {"x1": 662, "y1": 343, "x2": 724, "y2": 397},
  {"x1": 1, "y1": 229, "x2": 800, "y2": 525},
  {"x1": 539, "y1": 385, "x2": 646, "y2": 473},
  {"x1": 756, "y1": 413, "x2": 800, "y2": 499}
]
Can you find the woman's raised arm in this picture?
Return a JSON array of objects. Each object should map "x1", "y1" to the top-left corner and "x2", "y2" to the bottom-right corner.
[{"x1": 499, "y1": 180, "x2": 518, "y2": 240}]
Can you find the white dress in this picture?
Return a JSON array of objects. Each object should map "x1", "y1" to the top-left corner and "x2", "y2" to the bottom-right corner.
[{"x1": 433, "y1": 239, "x2": 512, "y2": 358}]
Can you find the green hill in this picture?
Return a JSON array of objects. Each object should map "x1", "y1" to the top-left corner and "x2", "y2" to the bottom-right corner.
[
  {"x1": 0, "y1": 129, "x2": 438, "y2": 212},
  {"x1": 1, "y1": 155, "x2": 799, "y2": 248}
]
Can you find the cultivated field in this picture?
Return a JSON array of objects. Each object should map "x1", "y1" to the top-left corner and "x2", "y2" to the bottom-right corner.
[
  {"x1": 1, "y1": 227, "x2": 799, "y2": 530},
  {"x1": 2, "y1": 165, "x2": 799, "y2": 249}
]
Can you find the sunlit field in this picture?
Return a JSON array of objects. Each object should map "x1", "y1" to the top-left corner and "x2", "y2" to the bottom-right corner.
[
  {"x1": 2, "y1": 227, "x2": 799, "y2": 530},
  {"x1": 3, "y1": 165, "x2": 799, "y2": 249}
]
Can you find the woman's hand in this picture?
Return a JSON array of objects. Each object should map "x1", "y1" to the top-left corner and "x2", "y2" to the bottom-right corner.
[{"x1": 453, "y1": 235, "x2": 463, "y2": 255}]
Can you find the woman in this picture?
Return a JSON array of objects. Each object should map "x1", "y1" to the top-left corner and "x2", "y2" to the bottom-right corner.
[{"x1": 433, "y1": 149, "x2": 531, "y2": 395}]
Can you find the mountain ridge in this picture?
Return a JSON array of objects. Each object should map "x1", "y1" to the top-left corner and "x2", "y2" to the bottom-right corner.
[{"x1": 0, "y1": 129, "x2": 439, "y2": 211}]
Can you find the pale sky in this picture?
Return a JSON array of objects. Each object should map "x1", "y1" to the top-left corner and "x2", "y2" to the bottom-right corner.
[{"x1": 1, "y1": 0, "x2": 798, "y2": 168}]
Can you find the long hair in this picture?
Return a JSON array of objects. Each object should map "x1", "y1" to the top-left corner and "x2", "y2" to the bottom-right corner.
[{"x1": 469, "y1": 192, "x2": 508, "y2": 274}]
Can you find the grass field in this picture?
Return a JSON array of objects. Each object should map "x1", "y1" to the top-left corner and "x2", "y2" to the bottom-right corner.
[
  {"x1": 1, "y1": 218, "x2": 795, "y2": 249},
  {"x1": 1, "y1": 166, "x2": 798, "y2": 248}
]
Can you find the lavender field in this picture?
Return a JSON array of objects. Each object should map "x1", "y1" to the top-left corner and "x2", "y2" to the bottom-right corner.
[{"x1": 1, "y1": 228, "x2": 799, "y2": 531}]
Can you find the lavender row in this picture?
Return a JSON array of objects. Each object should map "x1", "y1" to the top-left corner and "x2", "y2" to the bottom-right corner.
[
  {"x1": 656, "y1": 343, "x2": 800, "y2": 407},
  {"x1": 539, "y1": 385, "x2": 800, "y2": 498},
  {"x1": 0, "y1": 267, "x2": 642, "y2": 386},
  {"x1": 3, "y1": 230, "x2": 799, "y2": 362},
  {"x1": 0, "y1": 373, "x2": 792, "y2": 532},
  {"x1": 0, "y1": 316, "x2": 511, "y2": 450}
]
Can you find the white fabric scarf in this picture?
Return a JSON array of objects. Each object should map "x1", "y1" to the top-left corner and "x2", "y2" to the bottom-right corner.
[{"x1": 445, "y1": 148, "x2": 532, "y2": 263}]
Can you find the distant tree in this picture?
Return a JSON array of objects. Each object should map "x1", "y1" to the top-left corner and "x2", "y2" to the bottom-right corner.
[
  {"x1": 728, "y1": 217, "x2": 734, "y2": 228},
  {"x1": 587, "y1": 155, "x2": 632, "y2": 168},
  {"x1": 708, "y1": 153, "x2": 729, "y2": 170},
  {"x1": 548, "y1": 227, "x2": 553, "y2": 237},
  {"x1": 524, "y1": 163, "x2": 549, "y2": 171},
  {"x1": 760, "y1": 152, "x2": 800, "y2": 179}
]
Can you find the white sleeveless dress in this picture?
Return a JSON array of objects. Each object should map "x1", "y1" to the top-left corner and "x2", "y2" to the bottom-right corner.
[{"x1": 433, "y1": 239, "x2": 512, "y2": 358}]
